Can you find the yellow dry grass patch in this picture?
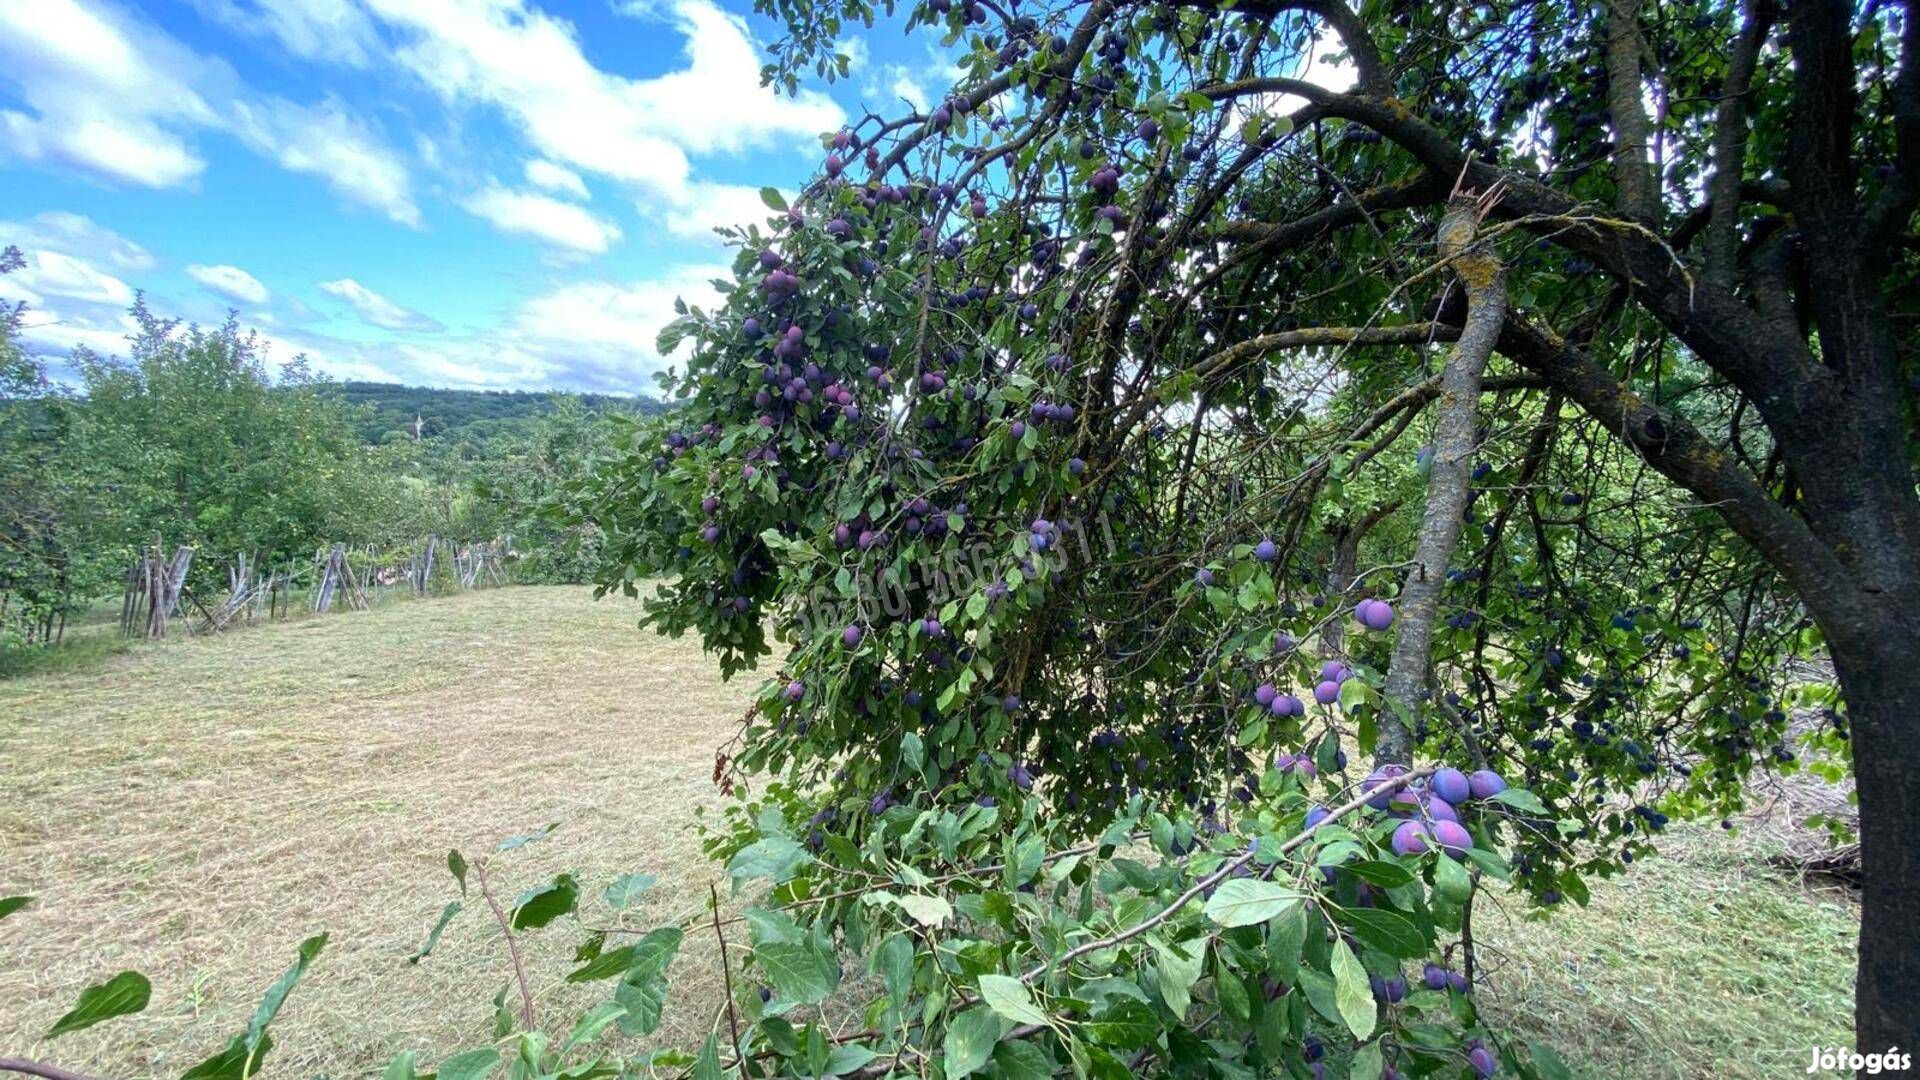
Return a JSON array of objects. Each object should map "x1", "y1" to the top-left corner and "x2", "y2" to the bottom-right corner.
[{"x1": 0, "y1": 586, "x2": 754, "y2": 1076}]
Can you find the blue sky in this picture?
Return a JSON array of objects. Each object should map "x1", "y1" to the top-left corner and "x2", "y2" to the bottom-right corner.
[{"x1": 0, "y1": 0, "x2": 959, "y2": 393}]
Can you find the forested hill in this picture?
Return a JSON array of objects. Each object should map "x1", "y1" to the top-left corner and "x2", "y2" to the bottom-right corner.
[{"x1": 335, "y1": 381, "x2": 669, "y2": 444}]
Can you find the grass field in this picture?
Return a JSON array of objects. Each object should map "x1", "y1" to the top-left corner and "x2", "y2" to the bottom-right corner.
[{"x1": 0, "y1": 586, "x2": 1858, "y2": 1077}]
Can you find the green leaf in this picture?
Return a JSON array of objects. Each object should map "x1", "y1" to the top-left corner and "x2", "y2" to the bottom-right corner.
[
  {"x1": 381, "y1": 1051, "x2": 419, "y2": 1080},
  {"x1": 943, "y1": 1007, "x2": 1000, "y2": 1079},
  {"x1": 728, "y1": 836, "x2": 813, "y2": 884},
  {"x1": 1489, "y1": 787, "x2": 1550, "y2": 814},
  {"x1": 691, "y1": 1034, "x2": 724, "y2": 1080},
  {"x1": 436, "y1": 1049, "x2": 501, "y2": 1080},
  {"x1": 512, "y1": 874, "x2": 580, "y2": 930},
  {"x1": 1266, "y1": 904, "x2": 1306, "y2": 984},
  {"x1": 447, "y1": 850, "x2": 468, "y2": 895},
  {"x1": 568, "y1": 943, "x2": 634, "y2": 983},
  {"x1": 1330, "y1": 938, "x2": 1377, "y2": 1041},
  {"x1": 758, "y1": 936, "x2": 840, "y2": 1005},
  {"x1": 1433, "y1": 853, "x2": 1474, "y2": 904},
  {"x1": 1343, "y1": 860, "x2": 1416, "y2": 888},
  {"x1": 181, "y1": 1033, "x2": 272, "y2": 1080},
  {"x1": 603, "y1": 873, "x2": 658, "y2": 911},
  {"x1": 562, "y1": 1001, "x2": 628, "y2": 1051},
  {"x1": 1350, "y1": 1041, "x2": 1384, "y2": 1080},
  {"x1": 611, "y1": 927, "x2": 683, "y2": 1034},
  {"x1": 1082, "y1": 999, "x2": 1156, "y2": 1049},
  {"x1": 991, "y1": 1039, "x2": 1054, "y2": 1078},
  {"x1": 0, "y1": 895, "x2": 31, "y2": 921},
  {"x1": 1338, "y1": 676, "x2": 1371, "y2": 713},
  {"x1": 497, "y1": 822, "x2": 559, "y2": 851},
  {"x1": 1153, "y1": 938, "x2": 1205, "y2": 1016},
  {"x1": 577, "y1": 925, "x2": 683, "y2": 985},
  {"x1": 243, "y1": 932, "x2": 327, "y2": 1058},
  {"x1": 1336, "y1": 907, "x2": 1427, "y2": 958},
  {"x1": 759, "y1": 186, "x2": 789, "y2": 211},
  {"x1": 894, "y1": 893, "x2": 953, "y2": 928},
  {"x1": 47, "y1": 971, "x2": 150, "y2": 1038},
  {"x1": 824, "y1": 1043, "x2": 879, "y2": 1075},
  {"x1": 1297, "y1": 968, "x2": 1342, "y2": 1025},
  {"x1": 614, "y1": 973, "x2": 672, "y2": 1037},
  {"x1": 409, "y1": 901, "x2": 462, "y2": 964},
  {"x1": 976, "y1": 973, "x2": 1048, "y2": 1026},
  {"x1": 1531, "y1": 1042, "x2": 1574, "y2": 1080},
  {"x1": 1203, "y1": 878, "x2": 1305, "y2": 927}
]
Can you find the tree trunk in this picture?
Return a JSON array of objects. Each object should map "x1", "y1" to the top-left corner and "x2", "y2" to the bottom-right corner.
[{"x1": 1827, "y1": 622, "x2": 1920, "y2": 1052}]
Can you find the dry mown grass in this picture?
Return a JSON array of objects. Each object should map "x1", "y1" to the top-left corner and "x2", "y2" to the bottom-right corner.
[
  {"x1": 1, "y1": 585, "x2": 1860, "y2": 1078},
  {"x1": 1, "y1": 586, "x2": 754, "y2": 1076}
]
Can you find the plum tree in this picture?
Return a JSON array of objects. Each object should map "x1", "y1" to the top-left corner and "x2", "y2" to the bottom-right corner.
[{"x1": 580, "y1": 0, "x2": 1919, "y2": 1063}]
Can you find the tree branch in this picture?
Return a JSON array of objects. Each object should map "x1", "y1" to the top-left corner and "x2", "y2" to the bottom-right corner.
[
  {"x1": 1377, "y1": 193, "x2": 1509, "y2": 766},
  {"x1": 1490, "y1": 314, "x2": 1852, "y2": 604},
  {"x1": 1703, "y1": 0, "x2": 1774, "y2": 288},
  {"x1": 0, "y1": 1061, "x2": 105, "y2": 1080}
]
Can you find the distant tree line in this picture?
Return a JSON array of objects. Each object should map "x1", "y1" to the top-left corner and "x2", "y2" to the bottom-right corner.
[
  {"x1": 337, "y1": 380, "x2": 665, "y2": 446},
  {"x1": 0, "y1": 249, "x2": 660, "y2": 654}
]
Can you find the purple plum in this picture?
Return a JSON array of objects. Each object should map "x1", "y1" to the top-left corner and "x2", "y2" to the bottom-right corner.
[
  {"x1": 1355, "y1": 598, "x2": 1395, "y2": 631},
  {"x1": 1364, "y1": 764, "x2": 1411, "y2": 809},
  {"x1": 1390, "y1": 820, "x2": 1430, "y2": 856},
  {"x1": 1431, "y1": 767, "x2": 1471, "y2": 805},
  {"x1": 1433, "y1": 820, "x2": 1473, "y2": 856},
  {"x1": 1468, "y1": 769, "x2": 1508, "y2": 799}
]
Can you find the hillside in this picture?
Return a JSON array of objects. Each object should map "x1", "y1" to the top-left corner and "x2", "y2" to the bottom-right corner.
[{"x1": 334, "y1": 381, "x2": 669, "y2": 444}]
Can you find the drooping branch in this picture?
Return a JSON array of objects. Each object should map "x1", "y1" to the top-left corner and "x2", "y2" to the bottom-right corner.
[{"x1": 1376, "y1": 192, "x2": 1509, "y2": 767}]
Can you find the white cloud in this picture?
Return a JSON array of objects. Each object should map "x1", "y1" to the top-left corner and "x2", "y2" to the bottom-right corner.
[
  {"x1": 869, "y1": 65, "x2": 931, "y2": 111},
  {"x1": 657, "y1": 181, "x2": 782, "y2": 240},
  {"x1": 462, "y1": 186, "x2": 622, "y2": 253},
  {"x1": 364, "y1": 0, "x2": 841, "y2": 203},
  {"x1": 500, "y1": 263, "x2": 728, "y2": 388},
  {"x1": 331, "y1": 263, "x2": 727, "y2": 391},
  {"x1": 525, "y1": 159, "x2": 588, "y2": 199},
  {"x1": 0, "y1": 250, "x2": 136, "y2": 308},
  {"x1": 0, "y1": 212, "x2": 154, "y2": 273},
  {"x1": 191, "y1": 0, "x2": 382, "y2": 67},
  {"x1": 187, "y1": 263, "x2": 270, "y2": 304},
  {"x1": 835, "y1": 36, "x2": 868, "y2": 74},
  {"x1": 0, "y1": 0, "x2": 418, "y2": 224},
  {"x1": 0, "y1": 0, "x2": 217, "y2": 187},
  {"x1": 231, "y1": 98, "x2": 422, "y2": 227},
  {"x1": 318, "y1": 277, "x2": 445, "y2": 332},
  {"x1": 11, "y1": 310, "x2": 142, "y2": 359}
]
